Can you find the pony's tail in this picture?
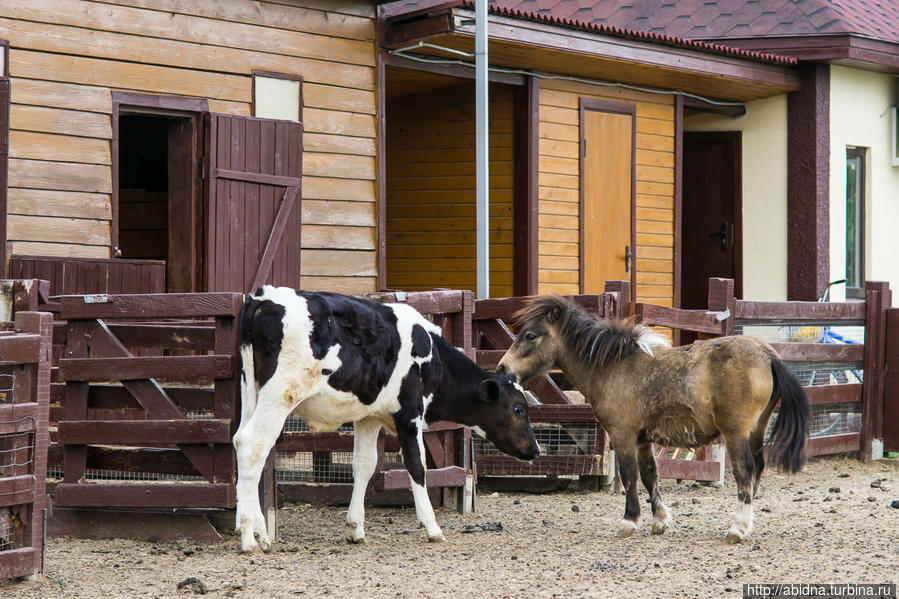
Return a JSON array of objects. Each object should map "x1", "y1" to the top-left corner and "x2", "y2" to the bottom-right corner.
[
  {"x1": 766, "y1": 354, "x2": 810, "y2": 473},
  {"x1": 237, "y1": 296, "x2": 263, "y2": 428}
]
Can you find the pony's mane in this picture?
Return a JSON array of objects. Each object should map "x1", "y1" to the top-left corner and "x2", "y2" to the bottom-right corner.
[{"x1": 513, "y1": 296, "x2": 670, "y2": 369}]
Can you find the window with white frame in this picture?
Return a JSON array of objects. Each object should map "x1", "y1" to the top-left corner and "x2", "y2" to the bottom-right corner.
[
  {"x1": 253, "y1": 72, "x2": 302, "y2": 122},
  {"x1": 845, "y1": 147, "x2": 865, "y2": 298}
]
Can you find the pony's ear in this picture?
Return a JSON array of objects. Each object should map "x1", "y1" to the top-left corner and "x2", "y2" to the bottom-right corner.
[
  {"x1": 547, "y1": 304, "x2": 562, "y2": 323},
  {"x1": 479, "y1": 379, "x2": 500, "y2": 403}
]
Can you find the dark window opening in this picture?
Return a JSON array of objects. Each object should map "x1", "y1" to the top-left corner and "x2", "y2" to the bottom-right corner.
[
  {"x1": 118, "y1": 115, "x2": 169, "y2": 261},
  {"x1": 845, "y1": 147, "x2": 865, "y2": 299}
]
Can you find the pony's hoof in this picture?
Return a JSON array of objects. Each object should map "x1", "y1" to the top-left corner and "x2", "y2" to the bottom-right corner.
[
  {"x1": 651, "y1": 521, "x2": 668, "y2": 535},
  {"x1": 616, "y1": 520, "x2": 637, "y2": 538},
  {"x1": 725, "y1": 531, "x2": 744, "y2": 544},
  {"x1": 428, "y1": 533, "x2": 448, "y2": 543}
]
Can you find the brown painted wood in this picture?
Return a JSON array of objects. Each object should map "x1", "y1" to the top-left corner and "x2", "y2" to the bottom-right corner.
[
  {"x1": 59, "y1": 293, "x2": 242, "y2": 320},
  {"x1": 634, "y1": 303, "x2": 724, "y2": 335},
  {"x1": 58, "y1": 419, "x2": 232, "y2": 445},
  {"x1": 55, "y1": 483, "x2": 233, "y2": 509},
  {"x1": 250, "y1": 186, "x2": 301, "y2": 293},
  {"x1": 734, "y1": 299, "x2": 865, "y2": 322},
  {"x1": 59, "y1": 355, "x2": 234, "y2": 381},
  {"x1": 861, "y1": 281, "x2": 890, "y2": 460},
  {"x1": 513, "y1": 76, "x2": 539, "y2": 297},
  {"x1": 212, "y1": 168, "x2": 300, "y2": 188},
  {"x1": 657, "y1": 457, "x2": 721, "y2": 481},
  {"x1": 884, "y1": 308, "x2": 899, "y2": 452},
  {"x1": 48, "y1": 445, "x2": 199, "y2": 477},
  {"x1": 529, "y1": 404, "x2": 597, "y2": 423},
  {"x1": 805, "y1": 384, "x2": 862, "y2": 406},
  {"x1": 49, "y1": 385, "x2": 214, "y2": 414},
  {"x1": 46, "y1": 509, "x2": 222, "y2": 543},
  {"x1": 0, "y1": 475, "x2": 35, "y2": 507},
  {"x1": 8, "y1": 256, "x2": 166, "y2": 296},
  {"x1": 0, "y1": 78, "x2": 9, "y2": 277},
  {"x1": 808, "y1": 433, "x2": 859, "y2": 456},
  {"x1": 376, "y1": 46, "x2": 387, "y2": 290},
  {"x1": 104, "y1": 323, "x2": 216, "y2": 351},
  {"x1": 769, "y1": 343, "x2": 864, "y2": 362},
  {"x1": 376, "y1": 466, "x2": 467, "y2": 491},
  {"x1": 787, "y1": 64, "x2": 830, "y2": 300},
  {"x1": 111, "y1": 91, "x2": 209, "y2": 114},
  {"x1": 0, "y1": 548, "x2": 37, "y2": 580},
  {"x1": 0, "y1": 403, "x2": 37, "y2": 435},
  {"x1": 681, "y1": 133, "x2": 742, "y2": 323}
]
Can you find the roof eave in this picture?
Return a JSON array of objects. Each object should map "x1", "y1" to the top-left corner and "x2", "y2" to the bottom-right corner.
[{"x1": 383, "y1": 7, "x2": 799, "y2": 102}]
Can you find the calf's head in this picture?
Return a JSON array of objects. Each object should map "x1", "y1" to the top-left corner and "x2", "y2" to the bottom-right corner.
[{"x1": 471, "y1": 375, "x2": 540, "y2": 462}]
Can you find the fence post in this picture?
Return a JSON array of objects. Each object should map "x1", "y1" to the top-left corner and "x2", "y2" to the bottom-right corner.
[
  {"x1": 707, "y1": 278, "x2": 735, "y2": 336},
  {"x1": 884, "y1": 308, "x2": 899, "y2": 453},
  {"x1": 861, "y1": 281, "x2": 891, "y2": 461},
  {"x1": 13, "y1": 311, "x2": 53, "y2": 578},
  {"x1": 604, "y1": 280, "x2": 631, "y2": 319}
]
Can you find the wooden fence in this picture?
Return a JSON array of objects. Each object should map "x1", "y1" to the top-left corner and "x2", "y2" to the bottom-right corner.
[
  {"x1": 0, "y1": 311, "x2": 52, "y2": 579},
  {"x1": 635, "y1": 278, "x2": 893, "y2": 462},
  {"x1": 8, "y1": 256, "x2": 165, "y2": 296}
]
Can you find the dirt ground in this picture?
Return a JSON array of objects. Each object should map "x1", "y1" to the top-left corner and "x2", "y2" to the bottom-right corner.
[{"x1": 3, "y1": 456, "x2": 898, "y2": 599}]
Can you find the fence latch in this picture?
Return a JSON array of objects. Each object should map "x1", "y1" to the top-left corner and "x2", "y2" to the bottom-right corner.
[
  {"x1": 83, "y1": 294, "x2": 112, "y2": 304},
  {"x1": 709, "y1": 309, "x2": 731, "y2": 322}
]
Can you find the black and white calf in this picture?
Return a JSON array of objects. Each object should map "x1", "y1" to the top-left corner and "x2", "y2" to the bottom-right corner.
[{"x1": 233, "y1": 286, "x2": 540, "y2": 552}]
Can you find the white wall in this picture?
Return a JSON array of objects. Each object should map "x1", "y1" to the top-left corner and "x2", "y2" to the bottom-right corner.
[
  {"x1": 684, "y1": 94, "x2": 789, "y2": 301},
  {"x1": 829, "y1": 66, "x2": 899, "y2": 303}
]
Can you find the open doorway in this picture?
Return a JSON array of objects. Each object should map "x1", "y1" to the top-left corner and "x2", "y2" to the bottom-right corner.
[{"x1": 114, "y1": 94, "x2": 205, "y2": 292}]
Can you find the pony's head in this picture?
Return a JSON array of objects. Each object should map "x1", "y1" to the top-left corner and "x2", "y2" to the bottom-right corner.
[
  {"x1": 495, "y1": 296, "x2": 571, "y2": 383},
  {"x1": 496, "y1": 296, "x2": 671, "y2": 383}
]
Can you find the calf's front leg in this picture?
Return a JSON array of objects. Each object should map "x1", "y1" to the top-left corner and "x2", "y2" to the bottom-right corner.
[
  {"x1": 393, "y1": 412, "x2": 444, "y2": 542},
  {"x1": 345, "y1": 418, "x2": 382, "y2": 543}
]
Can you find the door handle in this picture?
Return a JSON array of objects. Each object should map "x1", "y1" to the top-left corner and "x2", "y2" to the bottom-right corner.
[
  {"x1": 709, "y1": 221, "x2": 728, "y2": 250},
  {"x1": 624, "y1": 245, "x2": 633, "y2": 273}
]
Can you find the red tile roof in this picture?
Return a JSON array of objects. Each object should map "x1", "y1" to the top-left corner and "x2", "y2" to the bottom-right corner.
[
  {"x1": 481, "y1": 0, "x2": 899, "y2": 44},
  {"x1": 462, "y1": 1, "x2": 797, "y2": 63}
]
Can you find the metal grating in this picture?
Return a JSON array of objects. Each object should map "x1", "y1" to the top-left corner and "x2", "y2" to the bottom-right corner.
[
  {"x1": 766, "y1": 403, "x2": 861, "y2": 440},
  {"x1": 0, "y1": 366, "x2": 14, "y2": 404},
  {"x1": 0, "y1": 508, "x2": 22, "y2": 552},
  {"x1": 276, "y1": 451, "x2": 355, "y2": 484},
  {"x1": 474, "y1": 422, "x2": 598, "y2": 476},
  {"x1": 736, "y1": 323, "x2": 865, "y2": 344},
  {"x1": 0, "y1": 432, "x2": 33, "y2": 477},
  {"x1": 787, "y1": 362, "x2": 863, "y2": 386}
]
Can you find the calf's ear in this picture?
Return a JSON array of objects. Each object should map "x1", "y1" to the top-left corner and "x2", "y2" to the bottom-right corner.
[{"x1": 478, "y1": 379, "x2": 501, "y2": 403}]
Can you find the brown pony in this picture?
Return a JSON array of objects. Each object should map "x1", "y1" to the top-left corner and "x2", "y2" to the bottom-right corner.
[{"x1": 495, "y1": 296, "x2": 810, "y2": 544}]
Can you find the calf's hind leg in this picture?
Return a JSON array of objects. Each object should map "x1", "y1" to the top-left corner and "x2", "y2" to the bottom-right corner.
[
  {"x1": 637, "y1": 443, "x2": 672, "y2": 534},
  {"x1": 233, "y1": 383, "x2": 298, "y2": 553}
]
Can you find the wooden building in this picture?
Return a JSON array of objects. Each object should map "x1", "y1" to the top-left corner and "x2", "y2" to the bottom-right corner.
[
  {"x1": 0, "y1": 0, "x2": 797, "y2": 304},
  {"x1": 0, "y1": 0, "x2": 377, "y2": 295}
]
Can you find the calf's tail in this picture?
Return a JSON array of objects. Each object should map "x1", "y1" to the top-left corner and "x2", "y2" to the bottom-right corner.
[
  {"x1": 237, "y1": 296, "x2": 263, "y2": 428},
  {"x1": 766, "y1": 354, "x2": 810, "y2": 473}
]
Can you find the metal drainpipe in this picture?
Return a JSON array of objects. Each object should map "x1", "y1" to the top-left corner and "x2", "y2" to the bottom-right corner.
[{"x1": 475, "y1": 0, "x2": 489, "y2": 299}]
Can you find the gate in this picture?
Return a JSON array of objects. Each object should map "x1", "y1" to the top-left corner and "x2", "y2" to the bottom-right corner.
[
  {"x1": 51, "y1": 293, "x2": 242, "y2": 527},
  {"x1": 206, "y1": 114, "x2": 302, "y2": 293},
  {"x1": 0, "y1": 312, "x2": 51, "y2": 579}
]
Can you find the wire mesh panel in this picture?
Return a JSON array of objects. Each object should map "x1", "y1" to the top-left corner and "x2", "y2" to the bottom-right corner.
[
  {"x1": 0, "y1": 432, "x2": 33, "y2": 478},
  {"x1": 474, "y1": 422, "x2": 599, "y2": 476}
]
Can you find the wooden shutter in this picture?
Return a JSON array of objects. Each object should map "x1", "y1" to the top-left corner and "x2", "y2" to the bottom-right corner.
[{"x1": 205, "y1": 114, "x2": 302, "y2": 293}]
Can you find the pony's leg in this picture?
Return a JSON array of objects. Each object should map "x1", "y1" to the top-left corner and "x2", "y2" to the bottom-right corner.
[
  {"x1": 749, "y1": 425, "x2": 767, "y2": 498},
  {"x1": 233, "y1": 381, "x2": 297, "y2": 553},
  {"x1": 724, "y1": 438, "x2": 756, "y2": 544},
  {"x1": 637, "y1": 443, "x2": 672, "y2": 535},
  {"x1": 345, "y1": 418, "x2": 382, "y2": 544},
  {"x1": 615, "y1": 448, "x2": 642, "y2": 538}
]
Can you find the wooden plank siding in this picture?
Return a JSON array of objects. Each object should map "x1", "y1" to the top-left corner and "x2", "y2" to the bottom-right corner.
[
  {"x1": 385, "y1": 82, "x2": 515, "y2": 298},
  {"x1": 1, "y1": 0, "x2": 377, "y2": 294},
  {"x1": 537, "y1": 80, "x2": 676, "y2": 306}
]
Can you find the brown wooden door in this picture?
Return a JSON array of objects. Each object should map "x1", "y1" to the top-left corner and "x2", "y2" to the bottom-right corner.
[
  {"x1": 206, "y1": 114, "x2": 302, "y2": 293},
  {"x1": 681, "y1": 132, "x2": 741, "y2": 312},
  {"x1": 581, "y1": 105, "x2": 634, "y2": 293}
]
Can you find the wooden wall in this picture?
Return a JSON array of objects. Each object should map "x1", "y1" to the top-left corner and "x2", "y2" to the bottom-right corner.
[
  {"x1": 386, "y1": 82, "x2": 515, "y2": 298},
  {"x1": 537, "y1": 80, "x2": 675, "y2": 306},
  {"x1": 0, "y1": 0, "x2": 377, "y2": 293}
]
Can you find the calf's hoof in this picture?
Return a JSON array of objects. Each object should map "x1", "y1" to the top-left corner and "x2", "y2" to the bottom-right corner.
[
  {"x1": 345, "y1": 534, "x2": 366, "y2": 544},
  {"x1": 616, "y1": 519, "x2": 637, "y2": 538},
  {"x1": 427, "y1": 533, "x2": 448, "y2": 543}
]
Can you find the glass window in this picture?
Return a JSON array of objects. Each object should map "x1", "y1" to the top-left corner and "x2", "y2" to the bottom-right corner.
[{"x1": 845, "y1": 147, "x2": 865, "y2": 297}]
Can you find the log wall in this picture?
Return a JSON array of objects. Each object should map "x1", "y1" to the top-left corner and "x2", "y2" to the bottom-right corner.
[
  {"x1": 1, "y1": 0, "x2": 377, "y2": 293},
  {"x1": 537, "y1": 80, "x2": 676, "y2": 306}
]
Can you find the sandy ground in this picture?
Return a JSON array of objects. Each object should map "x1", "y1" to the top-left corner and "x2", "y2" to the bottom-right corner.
[{"x1": 3, "y1": 456, "x2": 898, "y2": 599}]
